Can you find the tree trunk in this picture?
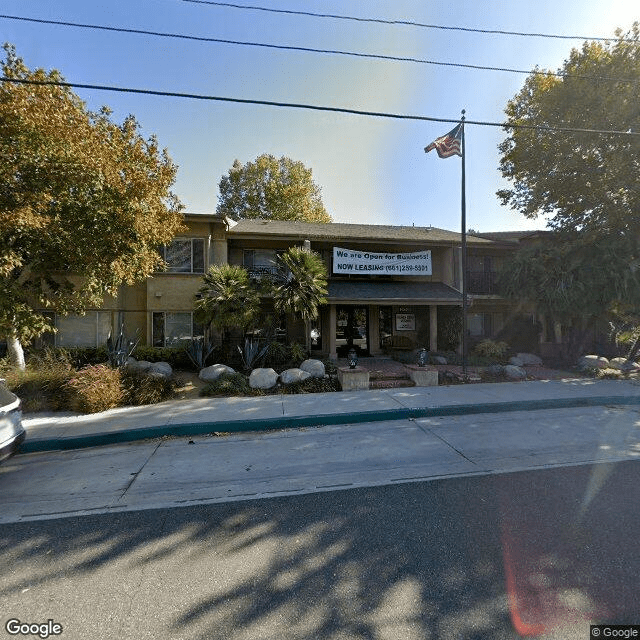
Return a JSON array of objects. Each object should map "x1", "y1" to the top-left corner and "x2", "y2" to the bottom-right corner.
[{"x1": 7, "y1": 333, "x2": 25, "y2": 370}]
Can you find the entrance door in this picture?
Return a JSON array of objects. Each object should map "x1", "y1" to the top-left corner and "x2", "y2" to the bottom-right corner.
[{"x1": 336, "y1": 306, "x2": 369, "y2": 356}]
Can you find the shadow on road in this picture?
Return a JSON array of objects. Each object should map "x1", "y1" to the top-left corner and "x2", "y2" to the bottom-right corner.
[{"x1": 1, "y1": 462, "x2": 639, "y2": 639}]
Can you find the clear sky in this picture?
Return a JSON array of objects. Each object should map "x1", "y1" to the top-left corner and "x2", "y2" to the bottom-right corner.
[{"x1": 1, "y1": 0, "x2": 637, "y2": 232}]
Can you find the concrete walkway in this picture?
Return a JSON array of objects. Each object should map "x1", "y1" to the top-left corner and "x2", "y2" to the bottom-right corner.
[{"x1": 19, "y1": 377, "x2": 640, "y2": 454}]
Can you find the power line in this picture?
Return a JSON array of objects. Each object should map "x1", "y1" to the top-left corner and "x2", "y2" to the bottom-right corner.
[
  {"x1": 3, "y1": 75, "x2": 639, "y2": 137},
  {"x1": 180, "y1": 0, "x2": 634, "y2": 44},
  {"x1": 1, "y1": 14, "x2": 637, "y2": 84}
]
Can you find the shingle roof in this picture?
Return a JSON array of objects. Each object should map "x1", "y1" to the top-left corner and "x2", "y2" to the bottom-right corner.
[
  {"x1": 328, "y1": 280, "x2": 462, "y2": 304},
  {"x1": 228, "y1": 219, "x2": 494, "y2": 245},
  {"x1": 468, "y1": 230, "x2": 547, "y2": 243}
]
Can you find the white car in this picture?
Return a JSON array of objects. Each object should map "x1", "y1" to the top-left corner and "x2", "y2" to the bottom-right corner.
[{"x1": 0, "y1": 380, "x2": 25, "y2": 462}]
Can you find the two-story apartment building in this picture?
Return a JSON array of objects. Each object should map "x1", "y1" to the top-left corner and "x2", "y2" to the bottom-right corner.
[{"x1": 37, "y1": 213, "x2": 543, "y2": 359}]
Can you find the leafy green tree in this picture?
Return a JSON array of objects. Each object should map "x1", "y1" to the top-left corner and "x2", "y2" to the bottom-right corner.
[
  {"x1": 0, "y1": 45, "x2": 184, "y2": 368},
  {"x1": 217, "y1": 154, "x2": 332, "y2": 223},
  {"x1": 272, "y1": 247, "x2": 328, "y2": 350},
  {"x1": 498, "y1": 233, "x2": 640, "y2": 357},
  {"x1": 498, "y1": 24, "x2": 640, "y2": 239},
  {"x1": 194, "y1": 264, "x2": 260, "y2": 343},
  {"x1": 496, "y1": 25, "x2": 640, "y2": 358}
]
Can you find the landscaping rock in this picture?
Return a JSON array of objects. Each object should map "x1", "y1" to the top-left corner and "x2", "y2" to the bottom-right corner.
[
  {"x1": 504, "y1": 364, "x2": 526, "y2": 380},
  {"x1": 430, "y1": 355, "x2": 448, "y2": 365},
  {"x1": 487, "y1": 364, "x2": 505, "y2": 377},
  {"x1": 609, "y1": 357, "x2": 640, "y2": 371},
  {"x1": 280, "y1": 368, "x2": 312, "y2": 385},
  {"x1": 577, "y1": 355, "x2": 610, "y2": 370},
  {"x1": 299, "y1": 359, "x2": 325, "y2": 378},
  {"x1": 508, "y1": 356, "x2": 524, "y2": 367},
  {"x1": 249, "y1": 368, "x2": 279, "y2": 389},
  {"x1": 199, "y1": 364, "x2": 235, "y2": 382},
  {"x1": 148, "y1": 361, "x2": 172, "y2": 378},
  {"x1": 127, "y1": 359, "x2": 153, "y2": 372},
  {"x1": 516, "y1": 352, "x2": 543, "y2": 366}
]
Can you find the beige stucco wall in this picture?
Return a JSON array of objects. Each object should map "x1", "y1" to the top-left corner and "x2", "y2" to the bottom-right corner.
[{"x1": 146, "y1": 275, "x2": 201, "y2": 312}]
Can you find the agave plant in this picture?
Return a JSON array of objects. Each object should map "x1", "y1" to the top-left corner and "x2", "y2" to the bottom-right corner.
[
  {"x1": 106, "y1": 326, "x2": 140, "y2": 368},
  {"x1": 184, "y1": 337, "x2": 216, "y2": 370},
  {"x1": 237, "y1": 338, "x2": 269, "y2": 372}
]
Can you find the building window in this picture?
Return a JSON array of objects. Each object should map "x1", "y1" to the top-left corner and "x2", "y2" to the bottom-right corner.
[
  {"x1": 160, "y1": 238, "x2": 205, "y2": 273},
  {"x1": 55, "y1": 312, "x2": 113, "y2": 347},
  {"x1": 468, "y1": 313, "x2": 492, "y2": 338},
  {"x1": 152, "y1": 312, "x2": 203, "y2": 347},
  {"x1": 242, "y1": 249, "x2": 282, "y2": 277}
]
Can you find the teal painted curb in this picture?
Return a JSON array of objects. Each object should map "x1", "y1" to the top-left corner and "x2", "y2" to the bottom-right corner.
[{"x1": 19, "y1": 394, "x2": 640, "y2": 454}]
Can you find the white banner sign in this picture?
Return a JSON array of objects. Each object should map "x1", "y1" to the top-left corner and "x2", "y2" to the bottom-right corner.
[{"x1": 333, "y1": 247, "x2": 432, "y2": 276}]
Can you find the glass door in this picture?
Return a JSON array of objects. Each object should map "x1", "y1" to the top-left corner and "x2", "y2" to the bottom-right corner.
[{"x1": 336, "y1": 306, "x2": 369, "y2": 356}]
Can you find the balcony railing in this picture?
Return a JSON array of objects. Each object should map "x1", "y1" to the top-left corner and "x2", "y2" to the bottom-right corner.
[
  {"x1": 466, "y1": 270, "x2": 500, "y2": 295},
  {"x1": 244, "y1": 265, "x2": 279, "y2": 279}
]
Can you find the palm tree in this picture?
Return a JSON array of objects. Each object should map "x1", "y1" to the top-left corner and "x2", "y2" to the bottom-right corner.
[
  {"x1": 194, "y1": 264, "x2": 260, "y2": 351},
  {"x1": 272, "y1": 247, "x2": 328, "y2": 350}
]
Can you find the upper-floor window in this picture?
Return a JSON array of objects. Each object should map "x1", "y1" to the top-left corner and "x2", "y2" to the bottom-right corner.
[
  {"x1": 242, "y1": 249, "x2": 282, "y2": 277},
  {"x1": 160, "y1": 238, "x2": 205, "y2": 273}
]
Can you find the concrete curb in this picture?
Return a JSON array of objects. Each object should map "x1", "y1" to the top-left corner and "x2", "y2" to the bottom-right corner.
[{"x1": 19, "y1": 394, "x2": 640, "y2": 454}]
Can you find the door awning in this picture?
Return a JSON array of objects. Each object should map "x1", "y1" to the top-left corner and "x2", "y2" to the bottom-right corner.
[{"x1": 327, "y1": 281, "x2": 463, "y2": 305}]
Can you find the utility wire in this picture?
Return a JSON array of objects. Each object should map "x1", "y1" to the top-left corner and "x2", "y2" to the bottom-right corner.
[
  {"x1": 3, "y1": 75, "x2": 639, "y2": 137},
  {"x1": 180, "y1": 0, "x2": 635, "y2": 44},
  {"x1": 1, "y1": 14, "x2": 637, "y2": 84}
]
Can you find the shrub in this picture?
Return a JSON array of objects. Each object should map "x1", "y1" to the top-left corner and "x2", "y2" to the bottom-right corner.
[
  {"x1": 279, "y1": 376, "x2": 340, "y2": 394},
  {"x1": 121, "y1": 369, "x2": 175, "y2": 406},
  {"x1": 473, "y1": 339, "x2": 509, "y2": 361},
  {"x1": 263, "y1": 340, "x2": 289, "y2": 368},
  {"x1": 199, "y1": 372, "x2": 262, "y2": 397},
  {"x1": 289, "y1": 342, "x2": 307, "y2": 366},
  {"x1": 4, "y1": 361, "x2": 75, "y2": 412},
  {"x1": 132, "y1": 345, "x2": 193, "y2": 370},
  {"x1": 495, "y1": 315, "x2": 541, "y2": 354},
  {"x1": 65, "y1": 364, "x2": 123, "y2": 413},
  {"x1": 27, "y1": 346, "x2": 108, "y2": 369}
]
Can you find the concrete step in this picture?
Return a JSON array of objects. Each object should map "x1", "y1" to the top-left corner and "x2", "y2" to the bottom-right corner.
[
  {"x1": 368, "y1": 371, "x2": 410, "y2": 380},
  {"x1": 369, "y1": 377, "x2": 415, "y2": 389}
]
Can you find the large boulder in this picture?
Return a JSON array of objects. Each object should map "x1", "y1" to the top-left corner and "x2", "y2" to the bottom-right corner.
[
  {"x1": 508, "y1": 356, "x2": 524, "y2": 367},
  {"x1": 199, "y1": 364, "x2": 235, "y2": 382},
  {"x1": 280, "y1": 368, "x2": 312, "y2": 385},
  {"x1": 504, "y1": 364, "x2": 526, "y2": 380},
  {"x1": 577, "y1": 355, "x2": 610, "y2": 370},
  {"x1": 486, "y1": 364, "x2": 505, "y2": 377},
  {"x1": 609, "y1": 357, "x2": 640, "y2": 372},
  {"x1": 299, "y1": 359, "x2": 325, "y2": 378},
  {"x1": 148, "y1": 361, "x2": 172, "y2": 378},
  {"x1": 249, "y1": 368, "x2": 279, "y2": 389},
  {"x1": 516, "y1": 352, "x2": 543, "y2": 366},
  {"x1": 126, "y1": 359, "x2": 153, "y2": 373},
  {"x1": 430, "y1": 355, "x2": 448, "y2": 365}
]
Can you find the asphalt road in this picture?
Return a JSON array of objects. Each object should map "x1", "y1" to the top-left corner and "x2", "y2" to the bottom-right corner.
[{"x1": 1, "y1": 461, "x2": 640, "y2": 640}]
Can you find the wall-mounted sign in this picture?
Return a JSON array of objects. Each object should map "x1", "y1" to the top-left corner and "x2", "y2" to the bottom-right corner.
[
  {"x1": 332, "y1": 247, "x2": 432, "y2": 276},
  {"x1": 395, "y1": 314, "x2": 416, "y2": 331}
]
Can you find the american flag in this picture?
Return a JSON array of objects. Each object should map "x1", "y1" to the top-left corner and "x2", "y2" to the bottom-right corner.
[{"x1": 424, "y1": 122, "x2": 463, "y2": 158}]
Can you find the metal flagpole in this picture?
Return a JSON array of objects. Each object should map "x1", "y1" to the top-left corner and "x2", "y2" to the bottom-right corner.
[{"x1": 460, "y1": 109, "x2": 468, "y2": 377}]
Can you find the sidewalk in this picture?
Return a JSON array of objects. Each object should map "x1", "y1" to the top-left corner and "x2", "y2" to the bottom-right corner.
[{"x1": 19, "y1": 377, "x2": 640, "y2": 454}]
